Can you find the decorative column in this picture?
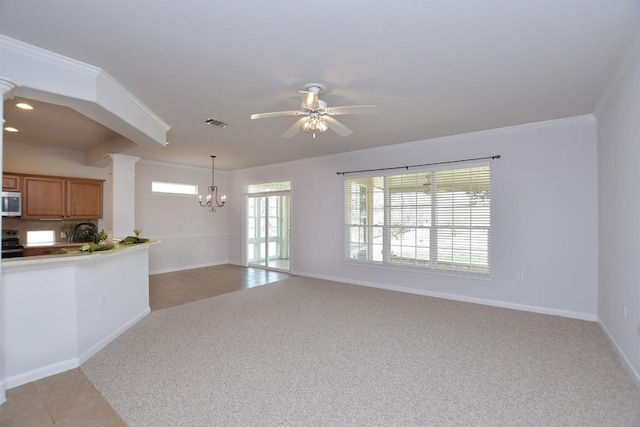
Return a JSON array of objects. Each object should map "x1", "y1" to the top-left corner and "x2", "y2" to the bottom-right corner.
[
  {"x1": 0, "y1": 77, "x2": 19, "y2": 405},
  {"x1": 108, "y1": 153, "x2": 140, "y2": 240}
]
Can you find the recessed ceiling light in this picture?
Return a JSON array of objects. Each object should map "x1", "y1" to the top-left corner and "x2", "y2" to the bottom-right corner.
[
  {"x1": 4, "y1": 127, "x2": 19, "y2": 133},
  {"x1": 15, "y1": 102, "x2": 33, "y2": 110}
]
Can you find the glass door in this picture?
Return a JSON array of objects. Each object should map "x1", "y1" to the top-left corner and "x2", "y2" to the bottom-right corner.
[{"x1": 247, "y1": 192, "x2": 290, "y2": 271}]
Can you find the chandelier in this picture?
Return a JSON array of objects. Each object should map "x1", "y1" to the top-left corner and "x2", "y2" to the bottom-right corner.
[
  {"x1": 300, "y1": 112, "x2": 328, "y2": 138},
  {"x1": 199, "y1": 155, "x2": 226, "y2": 212}
]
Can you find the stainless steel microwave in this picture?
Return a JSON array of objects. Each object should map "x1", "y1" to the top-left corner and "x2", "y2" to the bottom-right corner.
[{"x1": 1, "y1": 191, "x2": 22, "y2": 217}]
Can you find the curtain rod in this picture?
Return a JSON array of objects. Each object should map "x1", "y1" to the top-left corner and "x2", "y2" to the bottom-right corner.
[{"x1": 336, "y1": 155, "x2": 501, "y2": 176}]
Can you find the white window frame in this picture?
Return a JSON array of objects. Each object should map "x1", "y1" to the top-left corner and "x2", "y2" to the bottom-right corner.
[
  {"x1": 151, "y1": 181, "x2": 198, "y2": 196},
  {"x1": 27, "y1": 230, "x2": 56, "y2": 245},
  {"x1": 344, "y1": 162, "x2": 491, "y2": 277}
]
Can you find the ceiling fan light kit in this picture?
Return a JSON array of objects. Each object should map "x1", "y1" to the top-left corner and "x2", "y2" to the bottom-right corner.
[
  {"x1": 300, "y1": 113, "x2": 328, "y2": 137},
  {"x1": 250, "y1": 83, "x2": 377, "y2": 138}
]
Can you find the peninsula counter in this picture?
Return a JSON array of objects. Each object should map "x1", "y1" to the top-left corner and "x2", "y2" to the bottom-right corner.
[{"x1": 1, "y1": 241, "x2": 158, "y2": 389}]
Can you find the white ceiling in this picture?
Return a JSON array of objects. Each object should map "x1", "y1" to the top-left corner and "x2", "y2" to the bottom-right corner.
[{"x1": 0, "y1": 0, "x2": 639, "y2": 170}]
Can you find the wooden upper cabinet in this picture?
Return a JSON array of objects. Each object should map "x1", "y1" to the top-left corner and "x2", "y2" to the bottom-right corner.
[
  {"x1": 66, "y1": 179, "x2": 103, "y2": 219},
  {"x1": 23, "y1": 176, "x2": 65, "y2": 218},
  {"x1": 21, "y1": 175, "x2": 104, "y2": 219},
  {"x1": 2, "y1": 174, "x2": 21, "y2": 191}
]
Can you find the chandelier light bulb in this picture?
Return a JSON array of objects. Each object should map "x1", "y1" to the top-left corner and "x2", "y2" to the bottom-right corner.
[{"x1": 198, "y1": 155, "x2": 226, "y2": 212}]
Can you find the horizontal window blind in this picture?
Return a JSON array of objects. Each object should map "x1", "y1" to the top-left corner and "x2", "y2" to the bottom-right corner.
[{"x1": 344, "y1": 164, "x2": 491, "y2": 276}]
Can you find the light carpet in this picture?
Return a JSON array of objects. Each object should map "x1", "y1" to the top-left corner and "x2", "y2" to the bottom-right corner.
[{"x1": 82, "y1": 276, "x2": 640, "y2": 426}]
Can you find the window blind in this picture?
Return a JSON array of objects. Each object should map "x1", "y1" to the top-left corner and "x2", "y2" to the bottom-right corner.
[{"x1": 344, "y1": 163, "x2": 491, "y2": 276}]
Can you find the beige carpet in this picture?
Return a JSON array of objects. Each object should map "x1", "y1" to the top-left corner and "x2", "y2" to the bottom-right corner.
[{"x1": 82, "y1": 276, "x2": 640, "y2": 426}]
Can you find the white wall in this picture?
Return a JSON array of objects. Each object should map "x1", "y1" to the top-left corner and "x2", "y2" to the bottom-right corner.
[
  {"x1": 2, "y1": 265, "x2": 78, "y2": 382},
  {"x1": 135, "y1": 160, "x2": 230, "y2": 274},
  {"x1": 229, "y1": 116, "x2": 599, "y2": 320},
  {"x1": 595, "y1": 47, "x2": 640, "y2": 382}
]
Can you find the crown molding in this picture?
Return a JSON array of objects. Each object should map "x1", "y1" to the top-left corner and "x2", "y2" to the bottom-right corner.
[
  {"x1": 229, "y1": 114, "x2": 595, "y2": 175},
  {"x1": 96, "y1": 71, "x2": 170, "y2": 132},
  {"x1": 0, "y1": 34, "x2": 100, "y2": 77},
  {"x1": 594, "y1": 32, "x2": 640, "y2": 118},
  {"x1": 0, "y1": 34, "x2": 170, "y2": 145},
  {"x1": 0, "y1": 34, "x2": 170, "y2": 132},
  {"x1": 138, "y1": 158, "x2": 229, "y2": 173},
  {"x1": 373, "y1": 114, "x2": 596, "y2": 153}
]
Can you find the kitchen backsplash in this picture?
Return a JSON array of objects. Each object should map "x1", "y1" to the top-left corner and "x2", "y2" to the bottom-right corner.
[{"x1": 2, "y1": 218, "x2": 97, "y2": 244}]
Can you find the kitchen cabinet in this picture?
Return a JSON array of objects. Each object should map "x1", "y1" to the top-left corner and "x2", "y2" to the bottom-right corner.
[
  {"x1": 2, "y1": 174, "x2": 21, "y2": 191},
  {"x1": 21, "y1": 174, "x2": 104, "y2": 219},
  {"x1": 24, "y1": 244, "x2": 83, "y2": 257},
  {"x1": 66, "y1": 178, "x2": 103, "y2": 218},
  {"x1": 23, "y1": 176, "x2": 65, "y2": 218}
]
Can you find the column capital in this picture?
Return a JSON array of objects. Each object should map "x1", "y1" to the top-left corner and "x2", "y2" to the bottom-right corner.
[
  {"x1": 0, "y1": 78, "x2": 19, "y2": 100},
  {"x1": 107, "y1": 153, "x2": 141, "y2": 174}
]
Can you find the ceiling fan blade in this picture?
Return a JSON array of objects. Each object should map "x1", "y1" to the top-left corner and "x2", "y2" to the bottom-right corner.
[
  {"x1": 324, "y1": 116, "x2": 353, "y2": 137},
  {"x1": 324, "y1": 105, "x2": 378, "y2": 116},
  {"x1": 299, "y1": 90, "x2": 320, "y2": 109},
  {"x1": 251, "y1": 110, "x2": 302, "y2": 120},
  {"x1": 282, "y1": 117, "x2": 308, "y2": 138}
]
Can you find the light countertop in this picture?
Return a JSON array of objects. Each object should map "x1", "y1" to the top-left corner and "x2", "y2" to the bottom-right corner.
[{"x1": 2, "y1": 240, "x2": 160, "y2": 270}]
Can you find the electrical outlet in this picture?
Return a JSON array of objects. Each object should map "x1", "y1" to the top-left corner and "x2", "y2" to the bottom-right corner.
[
  {"x1": 61, "y1": 231, "x2": 66, "y2": 239},
  {"x1": 517, "y1": 273, "x2": 524, "y2": 281},
  {"x1": 99, "y1": 295, "x2": 105, "y2": 308},
  {"x1": 624, "y1": 305, "x2": 628, "y2": 320}
]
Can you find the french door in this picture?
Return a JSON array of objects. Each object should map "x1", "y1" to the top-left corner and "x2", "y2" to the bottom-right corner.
[{"x1": 246, "y1": 192, "x2": 290, "y2": 271}]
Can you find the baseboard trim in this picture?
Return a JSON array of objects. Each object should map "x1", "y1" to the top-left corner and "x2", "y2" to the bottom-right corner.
[
  {"x1": 292, "y1": 270, "x2": 597, "y2": 322},
  {"x1": 79, "y1": 307, "x2": 151, "y2": 365},
  {"x1": 4, "y1": 359, "x2": 79, "y2": 390},
  {"x1": 150, "y1": 260, "x2": 229, "y2": 275},
  {"x1": 4, "y1": 307, "x2": 151, "y2": 390},
  {"x1": 597, "y1": 318, "x2": 640, "y2": 389}
]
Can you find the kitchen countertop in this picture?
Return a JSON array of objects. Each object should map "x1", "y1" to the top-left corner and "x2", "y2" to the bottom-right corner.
[{"x1": 3, "y1": 240, "x2": 160, "y2": 270}]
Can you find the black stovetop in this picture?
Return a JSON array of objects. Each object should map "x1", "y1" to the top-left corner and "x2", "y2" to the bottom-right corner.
[{"x1": 2, "y1": 229, "x2": 23, "y2": 250}]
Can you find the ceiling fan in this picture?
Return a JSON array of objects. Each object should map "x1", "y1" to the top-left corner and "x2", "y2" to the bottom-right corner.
[{"x1": 250, "y1": 83, "x2": 377, "y2": 138}]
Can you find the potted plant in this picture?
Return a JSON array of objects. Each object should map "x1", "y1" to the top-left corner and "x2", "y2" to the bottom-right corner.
[{"x1": 61, "y1": 222, "x2": 77, "y2": 243}]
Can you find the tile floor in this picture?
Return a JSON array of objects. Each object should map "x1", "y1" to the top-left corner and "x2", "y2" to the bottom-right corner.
[{"x1": 0, "y1": 264, "x2": 290, "y2": 426}]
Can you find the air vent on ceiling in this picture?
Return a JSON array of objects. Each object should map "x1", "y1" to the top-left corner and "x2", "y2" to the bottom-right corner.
[{"x1": 205, "y1": 118, "x2": 230, "y2": 128}]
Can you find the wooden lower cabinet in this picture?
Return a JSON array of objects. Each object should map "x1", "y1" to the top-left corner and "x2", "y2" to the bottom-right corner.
[
  {"x1": 24, "y1": 245, "x2": 83, "y2": 257},
  {"x1": 20, "y1": 174, "x2": 103, "y2": 219}
]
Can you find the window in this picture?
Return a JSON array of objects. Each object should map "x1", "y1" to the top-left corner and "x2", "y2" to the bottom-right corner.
[
  {"x1": 344, "y1": 164, "x2": 491, "y2": 276},
  {"x1": 247, "y1": 181, "x2": 291, "y2": 193},
  {"x1": 151, "y1": 181, "x2": 198, "y2": 195},
  {"x1": 27, "y1": 230, "x2": 55, "y2": 245}
]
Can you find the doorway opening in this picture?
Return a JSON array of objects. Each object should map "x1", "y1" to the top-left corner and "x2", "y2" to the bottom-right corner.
[{"x1": 246, "y1": 181, "x2": 291, "y2": 272}]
